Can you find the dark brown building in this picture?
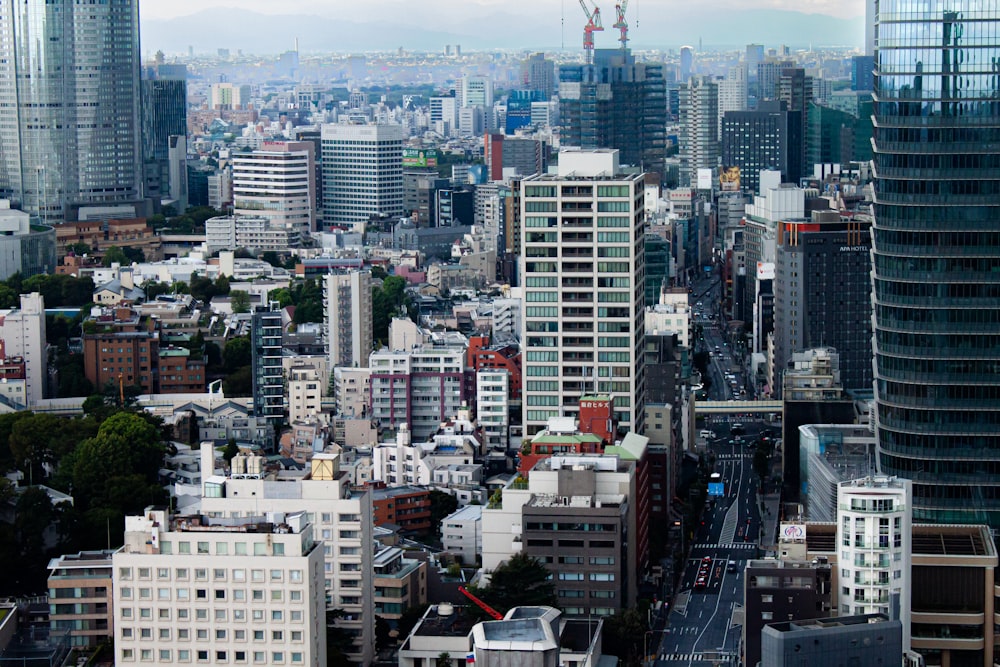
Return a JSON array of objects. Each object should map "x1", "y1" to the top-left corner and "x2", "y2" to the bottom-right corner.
[{"x1": 370, "y1": 484, "x2": 432, "y2": 534}]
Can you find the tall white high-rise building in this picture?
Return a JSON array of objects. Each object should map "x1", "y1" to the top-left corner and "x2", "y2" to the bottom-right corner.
[
  {"x1": 836, "y1": 476, "x2": 912, "y2": 652},
  {"x1": 679, "y1": 76, "x2": 720, "y2": 189},
  {"x1": 717, "y1": 65, "x2": 748, "y2": 137},
  {"x1": 232, "y1": 141, "x2": 316, "y2": 236},
  {"x1": 460, "y1": 75, "x2": 493, "y2": 109},
  {"x1": 0, "y1": 0, "x2": 143, "y2": 223},
  {"x1": 321, "y1": 124, "x2": 404, "y2": 232},
  {"x1": 323, "y1": 270, "x2": 373, "y2": 370},
  {"x1": 519, "y1": 149, "x2": 646, "y2": 436},
  {"x1": 0, "y1": 292, "x2": 46, "y2": 407},
  {"x1": 113, "y1": 506, "x2": 327, "y2": 667}
]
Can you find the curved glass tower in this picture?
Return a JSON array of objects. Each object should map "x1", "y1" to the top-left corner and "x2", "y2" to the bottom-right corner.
[
  {"x1": 872, "y1": 0, "x2": 1000, "y2": 526},
  {"x1": 0, "y1": 0, "x2": 142, "y2": 223}
]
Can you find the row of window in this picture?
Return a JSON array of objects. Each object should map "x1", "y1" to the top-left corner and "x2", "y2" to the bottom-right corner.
[
  {"x1": 120, "y1": 587, "x2": 305, "y2": 603},
  {"x1": 119, "y1": 607, "x2": 303, "y2": 623},
  {"x1": 119, "y1": 567, "x2": 302, "y2": 582},
  {"x1": 121, "y1": 627, "x2": 305, "y2": 643},
  {"x1": 121, "y1": 649, "x2": 306, "y2": 664}
]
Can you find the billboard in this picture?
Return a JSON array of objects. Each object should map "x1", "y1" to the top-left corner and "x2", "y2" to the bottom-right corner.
[
  {"x1": 756, "y1": 261, "x2": 775, "y2": 281},
  {"x1": 720, "y1": 165, "x2": 741, "y2": 192},
  {"x1": 403, "y1": 148, "x2": 438, "y2": 168},
  {"x1": 779, "y1": 523, "x2": 807, "y2": 541},
  {"x1": 696, "y1": 168, "x2": 714, "y2": 190},
  {"x1": 708, "y1": 482, "x2": 726, "y2": 497}
]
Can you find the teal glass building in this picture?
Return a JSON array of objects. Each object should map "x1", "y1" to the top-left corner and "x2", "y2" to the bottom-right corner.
[{"x1": 872, "y1": 0, "x2": 1000, "y2": 525}]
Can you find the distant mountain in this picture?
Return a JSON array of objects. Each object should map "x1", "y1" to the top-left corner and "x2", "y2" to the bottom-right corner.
[{"x1": 140, "y1": 7, "x2": 863, "y2": 55}]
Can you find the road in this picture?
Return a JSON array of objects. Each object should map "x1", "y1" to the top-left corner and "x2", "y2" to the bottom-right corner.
[{"x1": 654, "y1": 425, "x2": 765, "y2": 666}]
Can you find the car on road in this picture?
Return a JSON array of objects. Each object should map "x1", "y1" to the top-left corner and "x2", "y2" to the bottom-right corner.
[
  {"x1": 727, "y1": 560, "x2": 738, "y2": 573},
  {"x1": 694, "y1": 576, "x2": 707, "y2": 590}
]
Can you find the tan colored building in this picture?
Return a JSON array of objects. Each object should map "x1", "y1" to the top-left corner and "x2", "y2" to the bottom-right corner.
[
  {"x1": 55, "y1": 218, "x2": 162, "y2": 262},
  {"x1": 373, "y1": 547, "x2": 427, "y2": 624},
  {"x1": 47, "y1": 549, "x2": 117, "y2": 648},
  {"x1": 793, "y1": 523, "x2": 997, "y2": 667}
]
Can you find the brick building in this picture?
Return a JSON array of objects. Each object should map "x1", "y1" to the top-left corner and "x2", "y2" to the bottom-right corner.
[{"x1": 370, "y1": 484, "x2": 432, "y2": 534}]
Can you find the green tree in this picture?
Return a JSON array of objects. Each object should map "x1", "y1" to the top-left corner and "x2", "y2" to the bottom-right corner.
[
  {"x1": 223, "y1": 336, "x2": 251, "y2": 373},
  {"x1": 478, "y1": 553, "x2": 557, "y2": 613},
  {"x1": 270, "y1": 288, "x2": 294, "y2": 309},
  {"x1": 435, "y1": 654, "x2": 451, "y2": 667},
  {"x1": 428, "y1": 489, "x2": 458, "y2": 537},
  {"x1": 144, "y1": 281, "x2": 172, "y2": 301},
  {"x1": 230, "y1": 290, "x2": 251, "y2": 314},
  {"x1": 67, "y1": 242, "x2": 91, "y2": 256},
  {"x1": 222, "y1": 439, "x2": 239, "y2": 464},
  {"x1": 102, "y1": 245, "x2": 129, "y2": 267},
  {"x1": 602, "y1": 608, "x2": 647, "y2": 666},
  {"x1": 223, "y1": 366, "x2": 253, "y2": 397},
  {"x1": 8, "y1": 413, "x2": 80, "y2": 481}
]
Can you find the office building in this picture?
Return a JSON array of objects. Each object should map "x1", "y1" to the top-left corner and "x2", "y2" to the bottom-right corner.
[
  {"x1": 141, "y1": 64, "x2": 187, "y2": 210},
  {"x1": 113, "y1": 506, "x2": 326, "y2": 667},
  {"x1": 806, "y1": 97, "x2": 874, "y2": 167},
  {"x1": 251, "y1": 306, "x2": 284, "y2": 441},
  {"x1": 559, "y1": 49, "x2": 667, "y2": 177},
  {"x1": 521, "y1": 53, "x2": 556, "y2": 99},
  {"x1": 323, "y1": 270, "x2": 372, "y2": 370},
  {"x1": 205, "y1": 215, "x2": 300, "y2": 253},
  {"x1": 851, "y1": 55, "x2": 875, "y2": 91},
  {"x1": 721, "y1": 102, "x2": 803, "y2": 195},
  {"x1": 871, "y1": 0, "x2": 1000, "y2": 527},
  {"x1": 761, "y1": 614, "x2": 903, "y2": 667},
  {"x1": 232, "y1": 141, "x2": 316, "y2": 236},
  {"x1": 476, "y1": 369, "x2": 509, "y2": 450},
  {"x1": 717, "y1": 64, "x2": 748, "y2": 136},
  {"x1": 772, "y1": 213, "x2": 873, "y2": 394},
  {"x1": 460, "y1": 75, "x2": 493, "y2": 109},
  {"x1": 0, "y1": 0, "x2": 143, "y2": 223},
  {"x1": 799, "y1": 424, "x2": 876, "y2": 522},
  {"x1": 210, "y1": 83, "x2": 252, "y2": 110},
  {"x1": 519, "y1": 149, "x2": 646, "y2": 436},
  {"x1": 0, "y1": 203, "x2": 55, "y2": 281},
  {"x1": 321, "y1": 124, "x2": 404, "y2": 232},
  {"x1": 680, "y1": 46, "x2": 694, "y2": 81},
  {"x1": 679, "y1": 76, "x2": 719, "y2": 188}
]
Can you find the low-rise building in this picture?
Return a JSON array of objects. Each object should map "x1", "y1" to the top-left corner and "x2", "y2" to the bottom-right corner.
[
  {"x1": 373, "y1": 547, "x2": 427, "y2": 624},
  {"x1": 371, "y1": 484, "x2": 432, "y2": 534},
  {"x1": 441, "y1": 505, "x2": 483, "y2": 564},
  {"x1": 47, "y1": 550, "x2": 117, "y2": 648}
]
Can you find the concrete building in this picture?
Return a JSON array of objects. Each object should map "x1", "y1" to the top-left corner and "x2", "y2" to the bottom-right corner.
[
  {"x1": 799, "y1": 424, "x2": 876, "y2": 522},
  {"x1": 210, "y1": 83, "x2": 252, "y2": 110},
  {"x1": 368, "y1": 345, "x2": 469, "y2": 440},
  {"x1": 251, "y1": 306, "x2": 284, "y2": 439},
  {"x1": 321, "y1": 124, "x2": 404, "y2": 232},
  {"x1": 0, "y1": 202, "x2": 55, "y2": 280},
  {"x1": 519, "y1": 149, "x2": 646, "y2": 436},
  {"x1": 678, "y1": 76, "x2": 719, "y2": 188},
  {"x1": 112, "y1": 506, "x2": 326, "y2": 667},
  {"x1": 0, "y1": 292, "x2": 46, "y2": 407},
  {"x1": 373, "y1": 546, "x2": 427, "y2": 624},
  {"x1": 371, "y1": 485, "x2": 432, "y2": 534},
  {"x1": 717, "y1": 64, "x2": 748, "y2": 137},
  {"x1": 323, "y1": 270, "x2": 372, "y2": 370},
  {"x1": 48, "y1": 549, "x2": 116, "y2": 648},
  {"x1": 836, "y1": 476, "x2": 912, "y2": 650},
  {"x1": 441, "y1": 505, "x2": 483, "y2": 564},
  {"x1": 476, "y1": 369, "x2": 510, "y2": 450},
  {"x1": 205, "y1": 215, "x2": 301, "y2": 253},
  {"x1": 287, "y1": 365, "x2": 326, "y2": 426},
  {"x1": 232, "y1": 141, "x2": 316, "y2": 236},
  {"x1": 332, "y1": 367, "x2": 371, "y2": 419},
  {"x1": 761, "y1": 614, "x2": 902, "y2": 667},
  {"x1": 721, "y1": 101, "x2": 803, "y2": 196},
  {"x1": 199, "y1": 451, "x2": 375, "y2": 665}
]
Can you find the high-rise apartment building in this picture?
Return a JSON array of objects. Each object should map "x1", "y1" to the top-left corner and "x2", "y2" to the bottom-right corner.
[
  {"x1": 679, "y1": 76, "x2": 719, "y2": 188},
  {"x1": 519, "y1": 149, "x2": 646, "y2": 436},
  {"x1": 321, "y1": 124, "x2": 404, "y2": 232},
  {"x1": 0, "y1": 0, "x2": 143, "y2": 223},
  {"x1": 232, "y1": 141, "x2": 316, "y2": 236},
  {"x1": 521, "y1": 53, "x2": 556, "y2": 99},
  {"x1": 835, "y1": 476, "x2": 912, "y2": 651},
  {"x1": 251, "y1": 306, "x2": 284, "y2": 442},
  {"x1": 323, "y1": 270, "x2": 373, "y2": 370},
  {"x1": 559, "y1": 49, "x2": 666, "y2": 177},
  {"x1": 871, "y1": 0, "x2": 1000, "y2": 527},
  {"x1": 717, "y1": 64, "x2": 748, "y2": 137}
]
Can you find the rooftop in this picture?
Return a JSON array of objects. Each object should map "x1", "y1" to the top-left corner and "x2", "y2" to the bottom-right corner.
[{"x1": 414, "y1": 605, "x2": 478, "y2": 638}]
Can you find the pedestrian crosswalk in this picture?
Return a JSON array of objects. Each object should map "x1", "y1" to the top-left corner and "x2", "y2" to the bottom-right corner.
[
  {"x1": 692, "y1": 542, "x2": 757, "y2": 550},
  {"x1": 660, "y1": 653, "x2": 705, "y2": 662}
]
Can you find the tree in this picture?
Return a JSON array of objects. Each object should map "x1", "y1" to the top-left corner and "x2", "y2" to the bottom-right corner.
[
  {"x1": 144, "y1": 281, "x2": 172, "y2": 301},
  {"x1": 222, "y1": 439, "x2": 239, "y2": 464},
  {"x1": 428, "y1": 490, "x2": 458, "y2": 537},
  {"x1": 102, "y1": 245, "x2": 129, "y2": 267},
  {"x1": 436, "y1": 654, "x2": 451, "y2": 667},
  {"x1": 223, "y1": 366, "x2": 253, "y2": 397},
  {"x1": 602, "y1": 608, "x2": 647, "y2": 666},
  {"x1": 230, "y1": 290, "x2": 251, "y2": 314},
  {"x1": 478, "y1": 553, "x2": 557, "y2": 612},
  {"x1": 223, "y1": 336, "x2": 251, "y2": 373}
]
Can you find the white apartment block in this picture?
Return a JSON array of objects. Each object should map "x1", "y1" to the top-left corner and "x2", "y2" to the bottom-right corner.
[
  {"x1": 198, "y1": 450, "x2": 375, "y2": 666},
  {"x1": 490, "y1": 297, "x2": 522, "y2": 341},
  {"x1": 321, "y1": 124, "x2": 404, "y2": 233},
  {"x1": 287, "y1": 365, "x2": 326, "y2": 425},
  {"x1": 332, "y1": 367, "x2": 371, "y2": 418},
  {"x1": 717, "y1": 64, "x2": 748, "y2": 137},
  {"x1": 323, "y1": 271, "x2": 372, "y2": 370},
  {"x1": 519, "y1": 149, "x2": 646, "y2": 436},
  {"x1": 441, "y1": 504, "x2": 483, "y2": 564},
  {"x1": 429, "y1": 96, "x2": 458, "y2": 136},
  {"x1": 460, "y1": 75, "x2": 493, "y2": 109},
  {"x1": 205, "y1": 215, "x2": 300, "y2": 254},
  {"x1": 0, "y1": 292, "x2": 46, "y2": 407},
  {"x1": 232, "y1": 142, "x2": 316, "y2": 236},
  {"x1": 368, "y1": 346, "x2": 468, "y2": 440},
  {"x1": 210, "y1": 83, "x2": 252, "y2": 110},
  {"x1": 836, "y1": 476, "x2": 912, "y2": 651},
  {"x1": 113, "y1": 507, "x2": 326, "y2": 667},
  {"x1": 645, "y1": 298, "x2": 692, "y2": 347},
  {"x1": 372, "y1": 424, "x2": 476, "y2": 488},
  {"x1": 477, "y1": 369, "x2": 509, "y2": 450}
]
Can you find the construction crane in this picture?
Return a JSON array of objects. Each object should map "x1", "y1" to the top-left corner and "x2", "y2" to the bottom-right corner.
[
  {"x1": 578, "y1": 0, "x2": 604, "y2": 64},
  {"x1": 613, "y1": 0, "x2": 629, "y2": 51},
  {"x1": 458, "y1": 586, "x2": 504, "y2": 621}
]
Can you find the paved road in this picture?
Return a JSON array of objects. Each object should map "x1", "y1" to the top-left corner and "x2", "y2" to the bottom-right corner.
[{"x1": 653, "y1": 425, "x2": 767, "y2": 667}]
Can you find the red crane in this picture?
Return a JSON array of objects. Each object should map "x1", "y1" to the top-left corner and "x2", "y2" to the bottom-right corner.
[
  {"x1": 458, "y1": 586, "x2": 504, "y2": 621},
  {"x1": 578, "y1": 0, "x2": 604, "y2": 64},
  {"x1": 613, "y1": 0, "x2": 630, "y2": 51}
]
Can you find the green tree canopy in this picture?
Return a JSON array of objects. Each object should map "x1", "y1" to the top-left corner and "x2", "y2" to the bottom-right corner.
[
  {"x1": 230, "y1": 290, "x2": 251, "y2": 314},
  {"x1": 223, "y1": 336, "x2": 251, "y2": 373},
  {"x1": 478, "y1": 553, "x2": 557, "y2": 613}
]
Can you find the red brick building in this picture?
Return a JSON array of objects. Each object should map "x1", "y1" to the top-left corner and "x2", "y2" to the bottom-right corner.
[
  {"x1": 466, "y1": 335, "x2": 521, "y2": 400},
  {"x1": 369, "y1": 484, "x2": 432, "y2": 534}
]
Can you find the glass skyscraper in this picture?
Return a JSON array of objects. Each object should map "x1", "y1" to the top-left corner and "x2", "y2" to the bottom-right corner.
[
  {"x1": 872, "y1": 0, "x2": 1000, "y2": 526},
  {"x1": 0, "y1": 0, "x2": 142, "y2": 223}
]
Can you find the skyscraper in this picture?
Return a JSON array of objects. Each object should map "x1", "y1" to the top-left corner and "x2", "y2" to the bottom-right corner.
[
  {"x1": 678, "y1": 76, "x2": 719, "y2": 188},
  {"x1": 321, "y1": 124, "x2": 403, "y2": 232},
  {"x1": 520, "y1": 149, "x2": 646, "y2": 436},
  {"x1": 559, "y1": 49, "x2": 666, "y2": 177},
  {"x1": 324, "y1": 270, "x2": 373, "y2": 370},
  {"x1": 232, "y1": 141, "x2": 316, "y2": 236},
  {"x1": 721, "y1": 101, "x2": 802, "y2": 195},
  {"x1": 251, "y1": 305, "x2": 284, "y2": 446},
  {"x1": 141, "y1": 61, "x2": 187, "y2": 206},
  {"x1": 872, "y1": 0, "x2": 1000, "y2": 526},
  {"x1": 0, "y1": 0, "x2": 143, "y2": 223}
]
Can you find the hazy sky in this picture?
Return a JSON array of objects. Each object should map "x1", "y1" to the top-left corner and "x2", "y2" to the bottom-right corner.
[{"x1": 141, "y1": 0, "x2": 865, "y2": 22}]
